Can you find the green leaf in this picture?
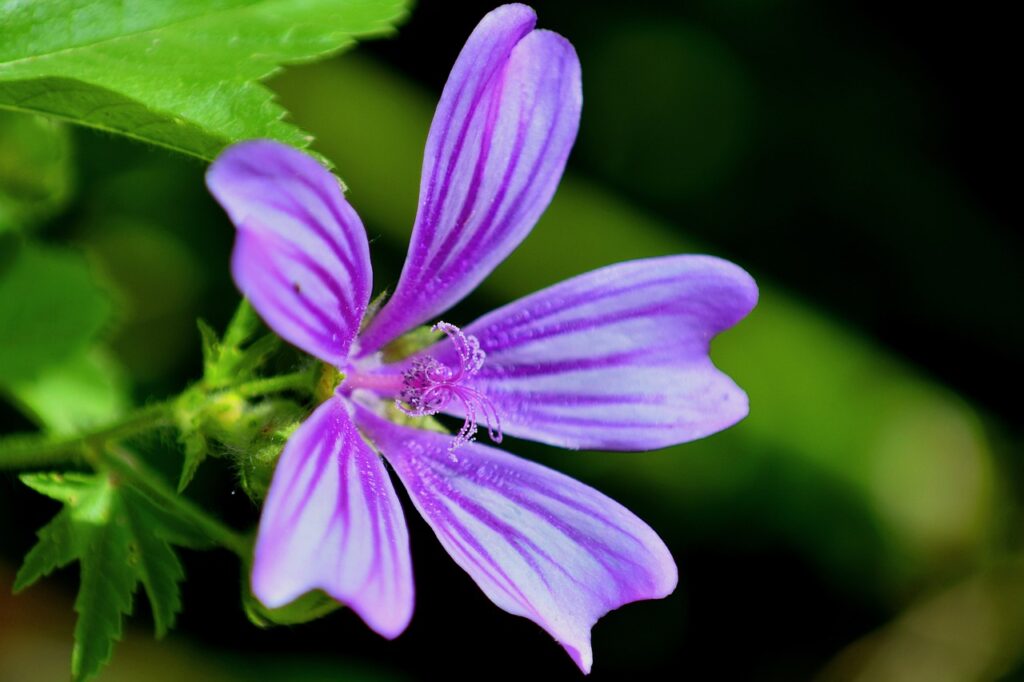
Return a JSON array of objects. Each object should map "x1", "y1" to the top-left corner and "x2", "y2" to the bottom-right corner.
[
  {"x1": 0, "y1": 242, "x2": 113, "y2": 386},
  {"x1": 124, "y1": 505, "x2": 185, "y2": 638},
  {"x1": 15, "y1": 472, "x2": 199, "y2": 681},
  {"x1": 0, "y1": 110, "x2": 72, "y2": 233},
  {"x1": 13, "y1": 504, "x2": 78, "y2": 591},
  {"x1": 0, "y1": 0, "x2": 410, "y2": 160},
  {"x1": 6, "y1": 346, "x2": 130, "y2": 435}
]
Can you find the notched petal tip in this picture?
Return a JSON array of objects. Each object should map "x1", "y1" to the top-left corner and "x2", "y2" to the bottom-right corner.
[
  {"x1": 693, "y1": 253, "x2": 760, "y2": 331},
  {"x1": 354, "y1": 406, "x2": 678, "y2": 674},
  {"x1": 420, "y1": 255, "x2": 759, "y2": 451}
]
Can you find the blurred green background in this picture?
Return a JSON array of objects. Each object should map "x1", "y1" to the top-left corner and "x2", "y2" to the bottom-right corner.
[{"x1": 1, "y1": 1, "x2": 1020, "y2": 680}]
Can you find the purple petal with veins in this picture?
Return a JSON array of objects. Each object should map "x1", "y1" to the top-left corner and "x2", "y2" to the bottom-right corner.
[
  {"x1": 355, "y1": 404, "x2": 677, "y2": 674},
  {"x1": 207, "y1": 140, "x2": 372, "y2": 366},
  {"x1": 406, "y1": 256, "x2": 758, "y2": 450},
  {"x1": 252, "y1": 397, "x2": 413, "y2": 639},
  {"x1": 358, "y1": 4, "x2": 582, "y2": 354}
]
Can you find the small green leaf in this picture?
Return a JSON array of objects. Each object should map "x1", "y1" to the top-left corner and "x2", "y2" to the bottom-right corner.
[
  {"x1": 15, "y1": 472, "x2": 203, "y2": 681},
  {"x1": 0, "y1": 242, "x2": 112, "y2": 386},
  {"x1": 0, "y1": 0, "x2": 410, "y2": 160},
  {"x1": 0, "y1": 110, "x2": 72, "y2": 233}
]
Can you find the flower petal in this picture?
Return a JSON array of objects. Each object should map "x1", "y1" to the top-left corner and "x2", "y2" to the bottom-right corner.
[
  {"x1": 252, "y1": 396, "x2": 413, "y2": 638},
  {"x1": 427, "y1": 255, "x2": 758, "y2": 450},
  {"x1": 207, "y1": 140, "x2": 372, "y2": 366},
  {"x1": 358, "y1": 5, "x2": 582, "y2": 354},
  {"x1": 355, "y1": 405, "x2": 677, "y2": 674}
]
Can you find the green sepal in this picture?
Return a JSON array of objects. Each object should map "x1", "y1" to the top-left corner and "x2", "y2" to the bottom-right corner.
[
  {"x1": 242, "y1": 586, "x2": 342, "y2": 628},
  {"x1": 383, "y1": 404, "x2": 450, "y2": 434},
  {"x1": 237, "y1": 410, "x2": 303, "y2": 503},
  {"x1": 177, "y1": 430, "x2": 208, "y2": 492},
  {"x1": 222, "y1": 298, "x2": 262, "y2": 349},
  {"x1": 197, "y1": 302, "x2": 278, "y2": 389},
  {"x1": 359, "y1": 288, "x2": 390, "y2": 333},
  {"x1": 381, "y1": 324, "x2": 444, "y2": 363},
  {"x1": 197, "y1": 318, "x2": 221, "y2": 379}
]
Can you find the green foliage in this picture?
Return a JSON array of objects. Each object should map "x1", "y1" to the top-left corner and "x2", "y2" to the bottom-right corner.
[
  {"x1": 0, "y1": 111, "x2": 72, "y2": 233},
  {"x1": 14, "y1": 471, "x2": 210, "y2": 682},
  {"x1": 0, "y1": 0, "x2": 410, "y2": 160},
  {"x1": 174, "y1": 388, "x2": 304, "y2": 493},
  {"x1": 199, "y1": 300, "x2": 279, "y2": 389},
  {"x1": 236, "y1": 405, "x2": 303, "y2": 501},
  {"x1": 82, "y1": 216, "x2": 205, "y2": 381},
  {"x1": 7, "y1": 347, "x2": 129, "y2": 435},
  {"x1": 178, "y1": 299, "x2": 288, "y2": 490},
  {"x1": 0, "y1": 241, "x2": 112, "y2": 386}
]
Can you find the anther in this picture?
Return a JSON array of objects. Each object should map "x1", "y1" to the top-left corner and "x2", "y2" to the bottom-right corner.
[{"x1": 395, "y1": 322, "x2": 502, "y2": 451}]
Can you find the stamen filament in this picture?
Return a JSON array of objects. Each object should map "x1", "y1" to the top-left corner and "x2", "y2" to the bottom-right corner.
[{"x1": 393, "y1": 321, "x2": 502, "y2": 451}]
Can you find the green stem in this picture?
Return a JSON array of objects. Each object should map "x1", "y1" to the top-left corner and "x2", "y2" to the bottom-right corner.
[
  {"x1": 0, "y1": 400, "x2": 174, "y2": 469},
  {"x1": 0, "y1": 368, "x2": 317, "y2": 471},
  {"x1": 233, "y1": 369, "x2": 316, "y2": 398},
  {"x1": 103, "y1": 445, "x2": 249, "y2": 556}
]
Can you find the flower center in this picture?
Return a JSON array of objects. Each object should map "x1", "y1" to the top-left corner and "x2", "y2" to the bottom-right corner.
[{"x1": 396, "y1": 322, "x2": 502, "y2": 451}]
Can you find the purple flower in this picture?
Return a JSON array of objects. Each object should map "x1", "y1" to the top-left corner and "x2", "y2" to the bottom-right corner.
[{"x1": 206, "y1": 3, "x2": 756, "y2": 673}]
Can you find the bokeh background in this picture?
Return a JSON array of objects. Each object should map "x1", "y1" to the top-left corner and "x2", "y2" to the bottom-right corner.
[{"x1": 2, "y1": 1, "x2": 1020, "y2": 680}]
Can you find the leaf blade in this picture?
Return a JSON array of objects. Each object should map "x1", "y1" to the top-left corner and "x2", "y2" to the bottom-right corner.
[
  {"x1": 0, "y1": 0, "x2": 410, "y2": 159},
  {"x1": 0, "y1": 242, "x2": 113, "y2": 386},
  {"x1": 13, "y1": 509, "x2": 78, "y2": 592},
  {"x1": 15, "y1": 472, "x2": 207, "y2": 680},
  {"x1": 71, "y1": 481, "x2": 134, "y2": 682}
]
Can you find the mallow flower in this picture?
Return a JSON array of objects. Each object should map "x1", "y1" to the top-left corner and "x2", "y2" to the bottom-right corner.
[{"x1": 206, "y1": 3, "x2": 757, "y2": 673}]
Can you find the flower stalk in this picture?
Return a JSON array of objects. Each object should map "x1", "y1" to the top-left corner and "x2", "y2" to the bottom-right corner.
[
  {"x1": 0, "y1": 400, "x2": 174, "y2": 469},
  {"x1": 102, "y1": 444, "x2": 250, "y2": 556},
  {"x1": 0, "y1": 369, "x2": 318, "y2": 471}
]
